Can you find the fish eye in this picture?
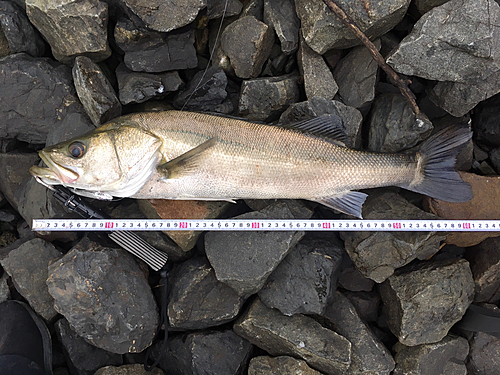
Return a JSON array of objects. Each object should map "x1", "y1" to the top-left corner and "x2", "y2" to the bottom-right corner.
[{"x1": 68, "y1": 141, "x2": 86, "y2": 158}]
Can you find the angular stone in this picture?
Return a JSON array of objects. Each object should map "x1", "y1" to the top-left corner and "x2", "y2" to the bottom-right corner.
[
  {"x1": 279, "y1": 97, "x2": 363, "y2": 148},
  {"x1": 26, "y1": 0, "x2": 111, "y2": 64},
  {"x1": 467, "y1": 330, "x2": 500, "y2": 375},
  {"x1": 379, "y1": 258, "x2": 474, "y2": 346},
  {"x1": 324, "y1": 291, "x2": 395, "y2": 375},
  {"x1": 0, "y1": 1, "x2": 45, "y2": 57},
  {"x1": 341, "y1": 191, "x2": 446, "y2": 283},
  {"x1": 55, "y1": 318, "x2": 123, "y2": 375},
  {"x1": 367, "y1": 93, "x2": 433, "y2": 153},
  {"x1": 343, "y1": 290, "x2": 380, "y2": 323},
  {"x1": 258, "y1": 237, "x2": 343, "y2": 316},
  {"x1": 0, "y1": 238, "x2": 60, "y2": 320},
  {"x1": 424, "y1": 173, "x2": 500, "y2": 247},
  {"x1": 491, "y1": 148, "x2": 500, "y2": 173},
  {"x1": 114, "y1": 18, "x2": 197, "y2": 73},
  {"x1": 0, "y1": 152, "x2": 39, "y2": 209},
  {"x1": 263, "y1": 0, "x2": 299, "y2": 55},
  {"x1": 47, "y1": 237, "x2": 159, "y2": 354},
  {"x1": 297, "y1": 37, "x2": 338, "y2": 100},
  {"x1": 248, "y1": 356, "x2": 322, "y2": 375},
  {"x1": 466, "y1": 237, "x2": 500, "y2": 303},
  {"x1": 168, "y1": 257, "x2": 244, "y2": 330},
  {"x1": 295, "y1": 0, "x2": 411, "y2": 53},
  {"x1": 45, "y1": 112, "x2": 95, "y2": 146},
  {"x1": 338, "y1": 266, "x2": 375, "y2": 292},
  {"x1": 72, "y1": 56, "x2": 121, "y2": 126},
  {"x1": 221, "y1": 16, "x2": 274, "y2": 78},
  {"x1": 121, "y1": 0, "x2": 206, "y2": 32},
  {"x1": 95, "y1": 364, "x2": 164, "y2": 375},
  {"x1": 472, "y1": 93, "x2": 500, "y2": 147},
  {"x1": 207, "y1": 0, "x2": 242, "y2": 19},
  {"x1": 0, "y1": 273, "x2": 9, "y2": 303},
  {"x1": 393, "y1": 334, "x2": 469, "y2": 375},
  {"x1": 234, "y1": 298, "x2": 352, "y2": 375},
  {"x1": 414, "y1": 0, "x2": 450, "y2": 14},
  {"x1": 0, "y1": 53, "x2": 91, "y2": 144},
  {"x1": 205, "y1": 201, "x2": 309, "y2": 296},
  {"x1": 240, "y1": 0, "x2": 264, "y2": 20}
]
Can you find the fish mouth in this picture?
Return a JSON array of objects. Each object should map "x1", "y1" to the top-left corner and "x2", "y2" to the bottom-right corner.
[{"x1": 29, "y1": 150, "x2": 79, "y2": 185}]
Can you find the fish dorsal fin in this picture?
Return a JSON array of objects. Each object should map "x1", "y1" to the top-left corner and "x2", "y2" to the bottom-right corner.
[
  {"x1": 158, "y1": 138, "x2": 218, "y2": 179},
  {"x1": 313, "y1": 191, "x2": 368, "y2": 219},
  {"x1": 281, "y1": 114, "x2": 347, "y2": 146}
]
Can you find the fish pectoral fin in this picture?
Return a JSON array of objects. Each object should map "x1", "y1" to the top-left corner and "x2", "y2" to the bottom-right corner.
[
  {"x1": 313, "y1": 191, "x2": 368, "y2": 219},
  {"x1": 280, "y1": 114, "x2": 348, "y2": 146},
  {"x1": 158, "y1": 137, "x2": 218, "y2": 179}
]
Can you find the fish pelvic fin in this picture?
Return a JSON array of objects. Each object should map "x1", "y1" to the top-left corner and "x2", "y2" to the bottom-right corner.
[
  {"x1": 313, "y1": 191, "x2": 368, "y2": 219},
  {"x1": 403, "y1": 126, "x2": 473, "y2": 202}
]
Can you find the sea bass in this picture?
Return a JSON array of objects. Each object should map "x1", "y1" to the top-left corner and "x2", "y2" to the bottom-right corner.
[{"x1": 29, "y1": 111, "x2": 473, "y2": 218}]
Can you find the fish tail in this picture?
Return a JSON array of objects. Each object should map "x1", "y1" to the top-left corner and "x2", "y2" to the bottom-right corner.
[{"x1": 402, "y1": 126, "x2": 473, "y2": 202}]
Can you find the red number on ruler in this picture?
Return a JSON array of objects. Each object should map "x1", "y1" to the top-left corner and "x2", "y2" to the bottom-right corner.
[
  {"x1": 252, "y1": 222, "x2": 260, "y2": 228},
  {"x1": 105, "y1": 222, "x2": 113, "y2": 228},
  {"x1": 393, "y1": 223, "x2": 402, "y2": 229}
]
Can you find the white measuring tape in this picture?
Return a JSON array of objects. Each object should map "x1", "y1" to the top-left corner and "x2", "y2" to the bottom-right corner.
[{"x1": 32, "y1": 219, "x2": 500, "y2": 231}]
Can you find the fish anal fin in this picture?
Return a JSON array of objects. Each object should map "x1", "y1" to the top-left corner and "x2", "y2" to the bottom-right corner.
[
  {"x1": 313, "y1": 191, "x2": 368, "y2": 219},
  {"x1": 158, "y1": 138, "x2": 218, "y2": 179},
  {"x1": 281, "y1": 114, "x2": 347, "y2": 146}
]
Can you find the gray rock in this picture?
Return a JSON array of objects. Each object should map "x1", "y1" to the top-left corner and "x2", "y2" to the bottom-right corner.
[
  {"x1": 45, "y1": 112, "x2": 95, "y2": 146},
  {"x1": 248, "y1": 356, "x2": 322, "y2": 375},
  {"x1": 343, "y1": 290, "x2": 381, "y2": 323},
  {"x1": 393, "y1": 334, "x2": 469, "y2": 375},
  {"x1": 367, "y1": 93, "x2": 433, "y2": 153},
  {"x1": 297, "y1": 37, "x2": 338, "y2": 101},
  {"x1": 491, "y1": 148, "x2": 500, "y2": 173},
  {"x1": 95, "y1": 364, "x2": 164, "y2": 375},
  {"x1": 55, "y1": 318, "x2": 123, "y2": 375},
  {"x1": 467, "y1": 329, "x2": 500, "y2": 375},
  {"x1": 0, "y1": 273, "x2": 9, "y2": 303},
  {"x1": 467, "y1": 237, "x2": 500, "y2": 303},
  {"x1": 26, "y1": 0, "x2": 111, "y2": 64},
  {"x1": 258, "y1": 237, "x2": 343, "y2": 316},
  {"x1": 205, "y1": 201, "x2": 310, "y2": 296},
  {"x1": 379, "y1": 258, "x2": 474, "y2": 346},
  {"x1": 173, "y1": 66, "x2": 228, "y2": 111},
  {"x1": 333, "y1": 40, "x2": 381, "y2": 112},
  {"x1": 116, "y1": 64, "x2": 183, "y2": 105},
  {"x1": 324, "y1": 291, "x2": 395, "y2": 375},
  {"x1": 0, "y1": 238, "x2": 61, "y2": 320},
  {"x1": 168, "y1": 257, "x2": 245, "y2": 330},
  {"x1": 240, "y1": 0, "x2": 264, "y2": 20},
  {"x1": 414, "y1": 0, "x2": 450, "y2": 14},
  {"x1": 207, "y1": 0, "x2": 242, "y2": 19},
  {"x1": 0, "y1": 53, "x2": 91, "y2": 144},
  {"x1": 341, "y1": 191, "x2": 446, "y2": 283},
  {"x1": 279, "y1": 97, "x2": 363, "y2": 148},
  {"x1": 72, "y1": 56, "x2": 121, "y2": 126},
  {"x1": 221, "y1": 16, "x2": 274, "y2": 78},
  {"x1": 121, "y1": 0, "x2": 206, "y2": 32},
  {"x1": 46, "y1": 237, "x2": 159, "y2": 354},
  {"x1": 0, "y1": 152, "x2": 39, "y2": 209},
  {"x1": 0, "y1": 1, "x2": 45, "y2": 57},
  {"x1": 338, "y1": 266, "x2": 375, "y2": 292},
  {"x1": 234, "y1": 298, "x2": 352, "y2": 375},
  {"x1": 263, "y1": 0, "x2": 300, "y2": 55},
  {"x1": 158, "y1": 330, "x2": 252, "y2": 375},
  {"x1": 114, "y1": 18, "x2": 198, "y2": 73},
  {"x1": 295, "y1": 0, "x2": 411, "y2": 53},
  {"x1": 472, "y1": 93, "x2": 500, "y2": 147}
]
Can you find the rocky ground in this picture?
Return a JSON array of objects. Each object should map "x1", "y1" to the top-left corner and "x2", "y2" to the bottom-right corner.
[{"x1": 1, "y1": 0, "x2": 500, "y2": 374}]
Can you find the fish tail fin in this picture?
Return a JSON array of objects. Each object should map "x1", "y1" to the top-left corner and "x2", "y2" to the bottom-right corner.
[{"x1": 402, "y1": 127, "x2": 473, "y2": 202}]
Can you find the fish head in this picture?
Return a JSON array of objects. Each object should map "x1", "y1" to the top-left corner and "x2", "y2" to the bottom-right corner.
[{"x1": 30, "y1": 124, "x2": 162, "y2": 198}]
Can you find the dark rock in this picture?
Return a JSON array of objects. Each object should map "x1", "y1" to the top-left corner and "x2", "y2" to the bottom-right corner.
[
  {"x1": 297, "y1": 37, "x2": 338, "y2": 100},
  {"x1": 0, "y1": 237, "x2": 61, "y2": 320},
  {"x1": 205, "y1": 201, "x2": 310, "y2": 296},
  {"x1": 379, "y1": 258, "x2": 474, "y2": 346},
  {"x1": 239, "y1": 73, "x2": 301, "y2": 121},
  {"x1": 248, "y1": 356, "x2": 322, "y2": 375},
  {"x1": 258, "y1": 237, "x2": 343, "y2": 316},
  {"x1": 0, "y1": 273, "x2": 9, "y2": 303},
  {"x1": 333, "y1": 40, "x2": 380, "y2": 112},
  {"x1": 367, "y1": 93, "x2": 433, "y2": 153},
  {"x1": 472, "y1": 93, "x2": 500, "y2": 147},
  {"x1": 0, "y1": 53, "x2": 91, "y2": 144},
  {"x1": 207, "y1": 0, "x2": 242, "y2": 19},
  {"x1": 0, "y1": 1, "x2": 45, "y2": 57},
  {"x1": 168, "y1": 257, "x2": 245, "y2": 330},
  {"x1": 158, "y1": 329, "x2": 252, "y2": 375},
  {"x1": 295, "y1": 0, "x2": 411, "y2": 53},
  {"x1": 338, "y1": 266, "x2": 375, "y2": 292},
  {"x1": 414, "y1": 0, "x2": 450, "y2": 14},
  {"x1": 120, "y1": 0, "x2": 206, "y2": 32},
  {"x1": 94, "y1": 364, "x2": 164, "y2": 375},
  {"x1": 173, "y1": 66, "x2": 228, "y2": 111},
  {"x1": 45, "y1": 112, "x2": 95, "y2": 146},
  {"x1": 324, "y1": 291, "x2": 395, "y2": 374},
  {"x1": 0, "y1": 18, "x2": 9, "y2": 57},
  {"x1": 116, "y1": 64, "x2": 183, "y2": 105},
  {"x1": 466, "y1": 237, "x2": 500, "y2": 303},
  {"x1": 234, "y1": 297, "x2": 352, "y2": 375},
  {"x1": 0, "y1": 152, "x2": 39, "y2": 210},
  {"x1": 341, "y1": 191, "x2": 446, "y2": 283},
  {"x1": 467, "y1": 328, "x2": 500, "y2": 375},
  {"x1": 221, "y1": 16, "x2": 274, "y2": 78},
  {"x1": 263, "y1": 0, "x2": 299, "y2": 55},
  {"x1": 26, "y1": 0, "x2": 111, "y2": 64},
  {"x1": 491, "y1": 148, "x2": 500, "y2": 173},
  {"x1": 55, "y1": 318, "x2": 123, "y2": 375},
  {"x1": 240, "y1": 0, "x2": 264, "y2": 20},
  {"x1": 343, "y1": 290, "x2": 381, "y2": 323},
  {"x1": 114, "y1": 18, "x2": 198, "y2": 73},
  {"x1": 393, "y1": 334, "x2": 469, "y2": 375},
  {"x1": 279, "y1": 97, "x2": 363, "y2": 148},
  {"x1": 46, "y1": 237, "x2": 159, "y2": 354},
  {"x1": 72, "y1": 56, "x2": 121, "y2": 126}
]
